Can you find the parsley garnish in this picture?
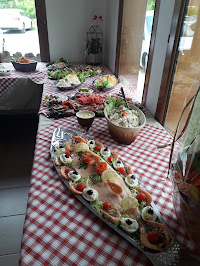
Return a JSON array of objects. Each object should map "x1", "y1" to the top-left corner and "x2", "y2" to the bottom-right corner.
[
  {"x1": 78, "y1": 161, "x2": 88, "y2": 169},
  {"x1": 90, "y1": 172, "x2": 102, "y2": 184}
]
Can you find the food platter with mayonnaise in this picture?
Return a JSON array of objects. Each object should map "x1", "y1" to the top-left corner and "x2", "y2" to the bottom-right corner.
[{"x1": 51, "y1": 127, "x2": 181, "y2": 265}]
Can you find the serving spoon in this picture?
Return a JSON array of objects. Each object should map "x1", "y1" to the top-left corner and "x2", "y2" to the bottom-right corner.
[{"x1": 120, "y1": 87, "x2": 129, "y2": 108}]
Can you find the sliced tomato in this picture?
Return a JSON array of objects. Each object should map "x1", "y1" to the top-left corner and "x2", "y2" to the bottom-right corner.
[
  {"x1": 63, "y1": 105, "x2": 68, "y2": 110},
  {"x1": 96, "y1": 162, "x2": 108, "y2": 175},
  {"x1": 102, "y1": 202, "x2": 112, "y2": 211},
  {"x1": 118, "y1": 106, "x2": 123, "y2": 110},
  {"x1": 118, "y1": 167, "x2": 126, "y2": 175},
  {"x1": 76, "y1": 183, "x2": 86, "y2": 192},
  {"x1": 94, "y1": 145, "x2": 101, "y2": 152},
  {"x1": 121, "y1": 111, "x2": 128, "y2": 117},
  {"x1": 108, "y1": 156, "x2": 113, "y2": 163},
  {"x1": 65, "y1": 151, "x2": 71, "y2": 156},
  {"x1": 148, "y1": 231, "x2": 159, "y2": 244},
  {"x1": 65, "y1": 168, "x2": 72, "y2": 174},
  {"x1": 136, "y1": 192, "x2": 146, "y2": 202},
  {"x1": 82, "y1": 152, "x2": 92, "y2": 163}
]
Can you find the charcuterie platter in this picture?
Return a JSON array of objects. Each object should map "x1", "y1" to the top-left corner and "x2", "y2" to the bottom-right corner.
[
  {"x1": 45, "y1": 94, "x2": 107, "y2": 118},
  {"x1": 51, "y1": 127, "x2": 181, "y2": 265}
]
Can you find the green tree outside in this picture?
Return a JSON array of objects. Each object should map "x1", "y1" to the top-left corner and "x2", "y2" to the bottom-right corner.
[{"x1": 147, "y1": 0, "x2": 155, "y2": 11}]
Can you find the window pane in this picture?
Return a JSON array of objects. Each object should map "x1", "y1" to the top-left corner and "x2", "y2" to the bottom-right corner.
[{"x1": 0, "y1": 1, "x2": 40, "y2": 62}]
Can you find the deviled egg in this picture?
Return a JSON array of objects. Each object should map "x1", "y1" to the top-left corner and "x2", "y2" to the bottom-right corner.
[
  {"x1": 82, "y1": 188, "x2": 98, "y2": 202},
  {"x1": 113, "y1": 159, "x2": 124, "y2": 170},
  {"x1": 120, "y1": 217, "x2": 139, "y2": 233},
  {"x1": 141, "y1": 206, "x2": 157, "y2": 221},
  {"x1": 125, "y1": 174, "x2": 139, "y2": 187},
  {"x1": 68, "y1": 170, "x2": 81, "y2": 181},
  {"x1": 100, "y1": 147, "x2": 111, "y2": 158},
  {"x1": 59, "y1": 154, "x2": 73, "y2": 165},
  {"x1": 87, "y1": 140, "x2": 95, "y2": 149}
]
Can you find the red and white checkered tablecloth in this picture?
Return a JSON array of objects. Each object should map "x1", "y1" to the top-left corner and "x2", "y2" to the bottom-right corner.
[
  {"x1": 19, "y1": 117, "x2": 197, "y2": 266},
  {"x1": 0, "y1": 63, "x2": 47, "y2": 96}
]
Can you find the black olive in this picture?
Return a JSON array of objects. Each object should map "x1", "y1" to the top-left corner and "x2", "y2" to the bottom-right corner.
[
  {"x1": 147, "y1": 208, "x2": 154, "y2": 215},
  {"x1": 117, "y1": 160, "x2": 121, "y2": 164},
  {"x1": 126, "y1": 219, "x2": 132, "y2": 225},
  {"x1": 73, "y1": 171, "x2": 77, "y2": 175},
  {"x1": 87, "y1": 190, "x2": 93, "y2": 195},
  {"x1": 90, "y1": 140, "x2": 94, "y2": 144},
  {"x1": 130, "y1": 175, "x2": 136, "y2": 179},
  {"x1": 104, "y1": 147, "x2": 108, "y2": 151},
  {"x1": 65, "y1": 154, "x2": 69, "y2": 158}
]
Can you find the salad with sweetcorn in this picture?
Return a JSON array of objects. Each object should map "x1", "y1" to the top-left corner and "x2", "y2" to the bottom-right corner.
[{"x1": 94, "y1": 75, "x2": 118, "y2": 89}]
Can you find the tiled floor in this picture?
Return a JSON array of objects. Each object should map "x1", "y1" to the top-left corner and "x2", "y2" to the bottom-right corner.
[{"x1": 0, "y1": 114, "x2": 38, "y2": 266}]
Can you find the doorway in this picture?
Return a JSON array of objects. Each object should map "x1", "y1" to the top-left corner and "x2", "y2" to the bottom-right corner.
[
  {"x1": 163, "y1": 0, "x2": 200, "y2": 142},
  {"x1": 116, "y1": 0, "x2": 156, "y2": 104}
]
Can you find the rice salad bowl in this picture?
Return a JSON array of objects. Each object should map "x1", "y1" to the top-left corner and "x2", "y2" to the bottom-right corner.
[{"x1": 104, "y1": 97, "x2": 146, "y2": 144}]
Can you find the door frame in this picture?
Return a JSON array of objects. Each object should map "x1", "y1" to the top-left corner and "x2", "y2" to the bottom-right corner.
[
  {"x1": 35, "y1": 0, "x2": 50, "y2": 62},
  {"x1": 155, "y1": 0, "x2": 186, "y2": 124}
]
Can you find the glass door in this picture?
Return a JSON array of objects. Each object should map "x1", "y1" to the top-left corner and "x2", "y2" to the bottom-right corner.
[
  {"x1": 118, "y1": 0, "x2": 156, "y2": 103},
  {"x1": 164, "y1": 0, "x2": 200, "y2": 142}
]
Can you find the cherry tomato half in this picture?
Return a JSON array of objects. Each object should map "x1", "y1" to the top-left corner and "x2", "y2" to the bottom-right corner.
[
  {"x1": 147, "y1": 231, "x2": 160, "y2": 244},
  {"x1": 102, "y1": 202, "x2": 112, "y2": 211},
  {"x1": 76, "y1": 183, "x2": 86, "y2": 192},
  {"x1": 94, "y1": 146, "x2": 101, "y2": 152},
  {"x1": 96, "y1": 162, "x2": 107, "y2": 175},
  {"x1": 136, "y1": 192, "x2": 146, "y2": 202},
  {"x1": 65, "y1": 168, "x2": 72, "y2": 174},
  {"x1": 65, "y1": 151, "x2": 71, "y2": 156},
  {"x1": 118, "y1": 167, "x2": 126, "y2": 175},
  {"x1": 82, "y1": 153, "x2": 92, "y2": 163},
  {"x1": 108, "y1": 156, "x2": 113, "y2": 163}
]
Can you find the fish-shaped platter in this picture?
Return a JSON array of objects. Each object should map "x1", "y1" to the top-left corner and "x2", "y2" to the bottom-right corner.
[{"x1": 51, "y1": 127, "x2": 181, "y2": 265}]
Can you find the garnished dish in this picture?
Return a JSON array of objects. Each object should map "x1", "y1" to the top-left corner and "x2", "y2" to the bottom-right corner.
[
  {"x1": 74, "y1": 65, "x2": 103, "y2": 77},
  {"x1": 0, "y1": 65, "x2": 10, "y2": 76},
  {"x1": 93, "y1": 75, "x2": 118, "y2": 90},
  {"x1": 54, "y1": 73, "x2": 84, "y2": 90},
  {"x1": 11, "y1": 57, "x2": 37, "y2": 72},
  {"x1": 47, "y1": 64, "x2": 102, "y2": 80},
  {"x1": 12, "y1": 56, "x2": 32, "y2": 63},
  {"x1": 51, "y1": 129, "x2": 180, "y2": 264},
  {"x1": 104, "y1": 97, "x2": 146, "y2": 144},
  {"x1": 105, "y1": 97, "x2": 140, "y2": 128},
  {"x1": 47, "y1": 68, "x2": 72, "y2": 80},
  {"x1": 47, "y1": 57, "x2": 70, "y2": 70},
  {"x1": 44, "y1": 94, "x2": 107, "y2": 118}
]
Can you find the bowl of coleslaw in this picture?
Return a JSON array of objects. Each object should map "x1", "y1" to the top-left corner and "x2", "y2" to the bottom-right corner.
[{"x1": 104, "y1": 98, "x2": 146, "y2": 144}]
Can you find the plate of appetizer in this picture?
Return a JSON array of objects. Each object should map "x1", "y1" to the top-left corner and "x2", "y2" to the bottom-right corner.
[
  {"x1": 54, "y1": 73, "x2": 84, "y2": 90},
  {"x1": 47, "y1": 57, "x2": 70, "y2": 70},
  {"x1": 50, "y1": 128, "x2": 181, "y2": 265},
  {"x1": 0, "y1": 65, "x2": 10, "y2": 76},
  {"x1": 93, "y1": 74, "x2": 119, "y2": 91}
]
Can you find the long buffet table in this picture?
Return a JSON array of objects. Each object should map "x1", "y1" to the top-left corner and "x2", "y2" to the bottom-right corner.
[{"x1": 1, "y1": 63, "x2": 199, "y2": 265}]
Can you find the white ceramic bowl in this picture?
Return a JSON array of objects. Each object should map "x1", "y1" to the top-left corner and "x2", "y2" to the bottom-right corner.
[{"x1": 104, "y1": 104, "x2": 146, "y2": 144}]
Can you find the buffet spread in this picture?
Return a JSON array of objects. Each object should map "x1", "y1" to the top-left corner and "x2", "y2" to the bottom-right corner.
[{"x1": 1, "y1": 58, "x2": 198, "y2": 265}]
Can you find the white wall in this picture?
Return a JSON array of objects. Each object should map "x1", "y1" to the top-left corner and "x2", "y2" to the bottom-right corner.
[
  {"x1": 145, "y1": 0, "x2": 175, "y2": 116},
  {"x1": 45, "y1": 0, "x2": 118, "y2": 72}
]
